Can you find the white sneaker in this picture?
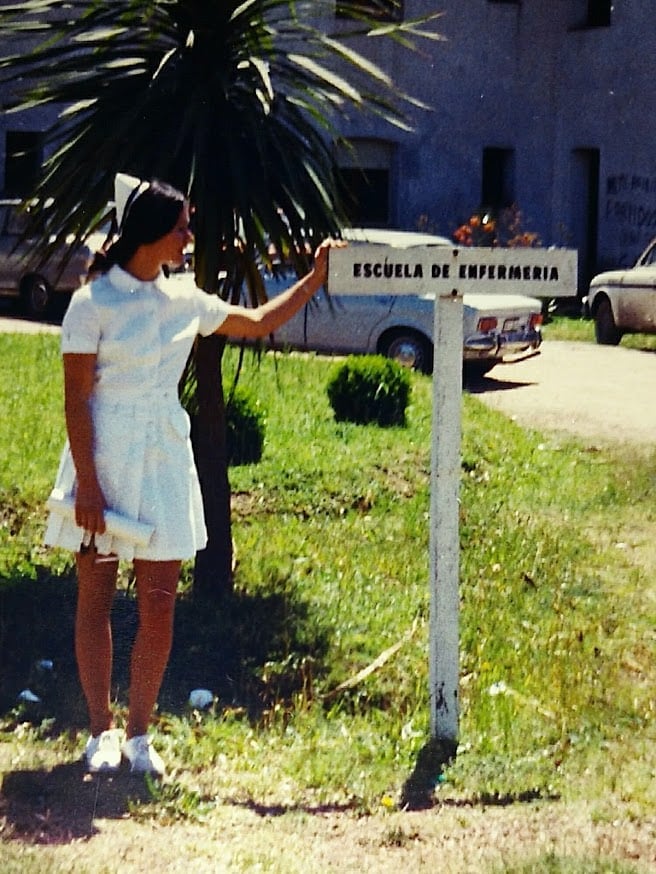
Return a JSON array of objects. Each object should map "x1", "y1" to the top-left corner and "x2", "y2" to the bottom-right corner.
[
  {"x1": 84, "y1": 728, "x2": 124, "y2": 773},
  {"x1": 121, "y1": 734, "x2": 166, "y2": 777}
]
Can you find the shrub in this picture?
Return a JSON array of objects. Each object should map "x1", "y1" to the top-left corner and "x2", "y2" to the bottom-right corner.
[
  {"x1": 226, "y1": 386, "x2": 266, "y2": 465},
  {"x1": 326, "y1": 355, "x2": 411, "y2": 427}
]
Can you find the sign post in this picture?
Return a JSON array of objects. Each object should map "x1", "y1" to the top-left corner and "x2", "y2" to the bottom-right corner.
[
  {"x1": 428, "y1": 287, "x2": 463, "y2": 742},
  {"x1": 328, "y1": 243, "x2": 577, "y2": 747}
]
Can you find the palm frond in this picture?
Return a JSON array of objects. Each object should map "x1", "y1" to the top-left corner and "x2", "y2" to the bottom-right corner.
[{"x1": 0, "y1": 0, "x2": 443, "y2": 290}]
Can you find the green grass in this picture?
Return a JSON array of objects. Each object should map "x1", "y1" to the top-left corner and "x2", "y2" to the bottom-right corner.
[
  {"x1": 1, "y1": 334, "x2": 655, "y2": 836},
  {"x1": 545, "y1": 313, "x2": 656, "y2": 350}
]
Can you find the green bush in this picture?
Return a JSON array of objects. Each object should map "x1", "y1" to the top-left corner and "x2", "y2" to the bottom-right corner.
[
  {"x1": 226, "y1": 386, "x2": 266, "y2": 465},
  {"x1": 326, "y1": 355, "x2": 411, "y2": 427}
]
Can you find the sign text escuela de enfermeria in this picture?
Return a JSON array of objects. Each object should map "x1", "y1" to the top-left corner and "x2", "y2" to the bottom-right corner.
[{"x1": 328, "y1": 245, "x2": 578, "y2": 298}]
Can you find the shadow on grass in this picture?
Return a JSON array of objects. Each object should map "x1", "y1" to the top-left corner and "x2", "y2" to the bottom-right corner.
[
  {"x1": 0, "y1": 568, "x2": 331, "y2": 724},
  {"x1": 400, "y1": 739, "x2": 561, "y2": 811},
  {"x1": 463, "y1": 372, "x2": 535, "y2": 395},
  {"x1": 1, "y1": 763, "x2": 154, "y2": 844},
  {"x1": 228, "y1": 798, "x2": 361, "y2": 818},
  {"x1": 1, "y1": 566, "x2": 331, "y2": 844}
]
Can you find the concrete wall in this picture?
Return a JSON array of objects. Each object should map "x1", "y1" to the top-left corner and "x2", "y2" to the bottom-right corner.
[{"x1": 330, "y1": 0, "x2": 656, "y2": 286}]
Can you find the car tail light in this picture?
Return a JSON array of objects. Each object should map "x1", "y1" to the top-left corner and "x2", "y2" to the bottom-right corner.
[
  {"x1": 477, "y1": 316, "x2": 498, "y2": 333},
  {"x1": 529, "y1": 313, "x2": 543, "y2": 329}
]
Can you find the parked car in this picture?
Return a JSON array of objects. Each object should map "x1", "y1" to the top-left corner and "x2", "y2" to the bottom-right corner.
[
  {"x1": 257, "y1": 228, "x2": 543, "y2": 374},
  {"x1": 583, "y1": 237, "x2": 656, "y2": 344},
  {"x1": 0, "y1": 200, "x2": 102, "y2": 317}
]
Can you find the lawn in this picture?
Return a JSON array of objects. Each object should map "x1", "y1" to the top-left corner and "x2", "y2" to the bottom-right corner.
[
  {"x1": 544, "y1": 313, "x2": 656, "y2": 351},
  {"x1": 1, "y1": 331, "x2": 654, "y2": 871}
]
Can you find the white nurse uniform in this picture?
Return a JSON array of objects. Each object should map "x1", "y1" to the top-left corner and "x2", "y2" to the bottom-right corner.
[{"x1": 44, "y1": 265, "x2": 230, "y2": 561}]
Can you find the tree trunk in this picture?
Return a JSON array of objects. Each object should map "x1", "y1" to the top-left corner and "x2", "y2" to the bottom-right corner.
[{"x1": 191, "y1": 333, "x2": 233, "y2": 600}]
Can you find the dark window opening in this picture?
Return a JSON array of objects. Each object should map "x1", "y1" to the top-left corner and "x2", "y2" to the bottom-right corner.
[
  {"x1": 5, "y1": 131, "x2": 44, "y2": 197},
  {"x1": 571, "y1": 147, "x2": 600, "y2": 289},
  {"x1": 585, "y1": 0, "x2": 612, "y2": 27},
  {"x1": 338, "y1": 167, "x2": 390, "y2": 226},
  {"x1": 336, "y1": 1, "x2": 403, "y2": 22},
  {"x1": 481, "y1": 147, "x2": 515, "y2": 212}
]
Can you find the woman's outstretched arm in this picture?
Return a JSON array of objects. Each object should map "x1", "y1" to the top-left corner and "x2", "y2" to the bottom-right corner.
[{"x1": 215, "y1": 239, "x2": 344, "y2": 340}]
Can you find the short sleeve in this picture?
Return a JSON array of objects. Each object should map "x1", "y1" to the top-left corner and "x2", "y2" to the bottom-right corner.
[
  {"x1": 61, "y1": 288, "x2": 101, "y2": 354},
  {"x1": 194, "y1": 288, "x2": 231, "y2": 337}
]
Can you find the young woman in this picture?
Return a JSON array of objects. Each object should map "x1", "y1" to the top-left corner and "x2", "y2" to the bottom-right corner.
[{"x1": 45, "y1": 175, "x2": 342, "y2": 776}]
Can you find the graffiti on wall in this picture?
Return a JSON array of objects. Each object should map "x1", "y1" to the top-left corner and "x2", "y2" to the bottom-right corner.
[{"x1": 605, "y1": 173, "x2": 656, "y2": 265}]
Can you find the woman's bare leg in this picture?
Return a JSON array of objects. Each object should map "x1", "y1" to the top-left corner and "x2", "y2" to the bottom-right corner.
[
  {"x1": 75, "y1": 550, "x2": 119, "y2": 736},
  {"x1": 126, "y1": 559, "x2": 181, "y2": 738}
]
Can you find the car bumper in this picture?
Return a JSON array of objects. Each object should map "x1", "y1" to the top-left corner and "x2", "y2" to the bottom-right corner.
[{"x1": 463, "y1": 328, "x2": 542, "y2": 360}]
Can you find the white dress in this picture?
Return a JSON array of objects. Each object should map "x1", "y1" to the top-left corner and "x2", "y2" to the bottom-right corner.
[{"x1": 44, "y1": 265, "x2": 230, "y2": 561}]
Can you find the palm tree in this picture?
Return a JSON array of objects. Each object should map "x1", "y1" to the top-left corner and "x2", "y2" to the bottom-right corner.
[{"x1": 0, "y1": 0, "x2": 441, "y2": 597}]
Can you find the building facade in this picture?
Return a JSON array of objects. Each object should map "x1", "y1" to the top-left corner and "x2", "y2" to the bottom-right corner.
[
  {"x1": 1, "y1": 1, "x2": 654, "y2": 292},
  {"x1": 328, "y1": 0, "x2": 656, "y2": 290}
]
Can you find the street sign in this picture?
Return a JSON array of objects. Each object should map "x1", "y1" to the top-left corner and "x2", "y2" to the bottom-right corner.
[
  {"x1": 327, "y1": 244, "x2": 577, "y2": 747},
  {"x1": 328, "y1": 244, "x2": 578, "y2": 298}
]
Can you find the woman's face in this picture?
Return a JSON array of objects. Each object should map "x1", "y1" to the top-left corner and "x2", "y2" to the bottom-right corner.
[{"x1": 152, "y1": 203, "x2": 193, "y2": 269}]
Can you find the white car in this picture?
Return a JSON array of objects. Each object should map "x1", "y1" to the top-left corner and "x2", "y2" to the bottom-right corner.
[
  {"x1": 584, "y1": 237, "x2": 656, "y2": 344},
  {"x1": 0, "y1": 200, "x2": 101, "y2": 318},
  {"x1": 260, "y1": 229, "x2": 543, "y2": 375}
]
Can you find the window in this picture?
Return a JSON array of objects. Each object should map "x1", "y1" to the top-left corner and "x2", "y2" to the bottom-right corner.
[
  {"x1": 570, "y1": 148, "x2": 600, "y2": 289},
  {"x1": 569, "y1": 1, "x2": 612, "y2": 30},
  {"x1": 336, "y1": 1, "x2": 403, "y2": 22},
  {"x1": 586, "y1": 0, "x2": 612, "y2": 27},
  {"x1": 5, "y1": 130, "x2": 44, "y2": 197},
  {"x1": 481, "y1": 147, "x2": 515, "y2": 212},
  {"x1": 336, "y1": 139, "x2": 394, "y2": 226}
]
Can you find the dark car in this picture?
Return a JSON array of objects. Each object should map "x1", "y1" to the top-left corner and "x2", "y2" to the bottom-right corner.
[{"x1": 0, "y1": 200, "x2": 103, "y2": 317}]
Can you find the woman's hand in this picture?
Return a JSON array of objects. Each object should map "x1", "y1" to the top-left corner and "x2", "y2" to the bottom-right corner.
[
  {"x1": 310, "y1": 237, "x2": 347, "y2": 288},
  {"x1": 74, "y1": 477, "x2": 107, "y2": 536}
]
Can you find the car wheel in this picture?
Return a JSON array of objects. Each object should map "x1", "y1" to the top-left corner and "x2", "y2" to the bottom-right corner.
[
  {"x1": 380, "y1": 330, "x2": 433, "y2": 373},
  {"x1": 21, "y1": 275, "x2": 53, "y2": 319},
  {"x1": 594, "y1": 297, "x2": 622, "y2": 345}
]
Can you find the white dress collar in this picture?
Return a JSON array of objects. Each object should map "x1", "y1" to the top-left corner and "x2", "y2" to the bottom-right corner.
[{"x1": 108, "y1": 264, "x2": 165, "y2": 294}]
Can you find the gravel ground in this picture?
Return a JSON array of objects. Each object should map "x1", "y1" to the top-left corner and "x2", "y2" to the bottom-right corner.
[{"x1": 468, "y1": 340, "x2": 656, "y2": 448}]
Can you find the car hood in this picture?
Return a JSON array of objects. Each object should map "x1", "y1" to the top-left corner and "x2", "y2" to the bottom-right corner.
[
  {"x1": 416, "y1": 291, "x2": 541, "y2": 310},
  {"x1": 589, "y1": 268, "x2": 630, "y2": 287},
  {"x1": 342, "y1": 227, "x2": 452, "y2": 247},
  {"x1": 462, "y1": 292, "x2": 541, "y2": 310}
]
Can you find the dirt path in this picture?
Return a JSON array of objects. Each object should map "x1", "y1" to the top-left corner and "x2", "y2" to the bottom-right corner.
[
  {"x1": 6, "y1": 796, "x2": 654, "y2": 873},
  {"x1": 468, "y1": 340, "x2": 656, "y2": 448}
]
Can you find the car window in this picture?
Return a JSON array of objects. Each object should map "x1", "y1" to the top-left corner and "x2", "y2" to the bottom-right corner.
[{"x1": 639, "y1": 242, "x2": 656, "y2": 267}]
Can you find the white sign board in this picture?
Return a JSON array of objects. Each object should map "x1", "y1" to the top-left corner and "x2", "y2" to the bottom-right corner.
[
  {"x1": 328, "y1": 245, "x2": 578, "y2": 298},
  {"x1": 327, "y1": 243, "x2": 578, "y2": 749}
]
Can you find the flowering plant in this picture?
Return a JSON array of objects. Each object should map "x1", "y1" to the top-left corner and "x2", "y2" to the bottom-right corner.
[{"x1": 453, "y1": 205, "x2": 541, "y2": 248}]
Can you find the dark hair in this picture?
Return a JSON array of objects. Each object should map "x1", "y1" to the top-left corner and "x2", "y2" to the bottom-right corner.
[{"x1": 89, "y1": 179, "x2": 186, "y2": 276}]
